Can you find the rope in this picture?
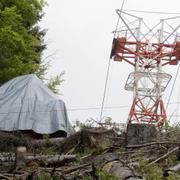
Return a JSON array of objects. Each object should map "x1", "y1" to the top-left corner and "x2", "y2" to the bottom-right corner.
[{"x1": 99, "y1": 0, "x2": 126, "y2": 121}]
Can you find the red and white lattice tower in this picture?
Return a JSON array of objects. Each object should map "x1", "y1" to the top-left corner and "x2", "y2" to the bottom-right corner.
[{"x1": 111, "y1": 10, "x2": 180, "y2": 127}]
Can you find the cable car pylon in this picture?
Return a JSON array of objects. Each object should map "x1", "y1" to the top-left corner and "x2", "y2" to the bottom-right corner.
[{"x1": 111, "y1": 10, "x2": 180, "y2": 127}]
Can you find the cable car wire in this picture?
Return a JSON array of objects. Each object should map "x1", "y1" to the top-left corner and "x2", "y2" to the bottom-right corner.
[
  {"x1": 99, "y1": 0, "x2": 127, "y2": 121},
  {"x1": 123, "y1": 9, "x2": 180, "y2": 15},
  {"x1": 166, "y1": 64, "x2": 180, "y2": 111}
]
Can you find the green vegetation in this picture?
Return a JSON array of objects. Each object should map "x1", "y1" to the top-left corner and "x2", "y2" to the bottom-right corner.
[
  {"x1": 0, "y1": 0, "x2": 45, "y2": 83},
  {"x1": 96, "y1": 169, "x2": 118, "y2": 180},
  {"x1": 166, "y1": 172, "x2": 180, "y2": 180},
  {"x1": 135, "y1": 157, "x2": 163, "y2": 180},
  {"x1": 0, "y1": 0, "x2": 62, "y2": 93},
  {"x1": 73, "y1": 117, "x2": 124, "y2": 133},
  {"x1": 165, "y1": 123, "x2": 180, "y2": 141},
  {"x1": 47, "y1": 72, "x2": 65, "y2": 94},
  {"x1": 133, "y1": 152, "x2": 163, "y2": 180},
  {"x1": 38, "y1": 171, "x2": 52, "y2": 180},
  {"x1": 32, "y1": 170, "x2": 60, "y2": 180},
  {"x1": 133, "y1": 152, "x2": 180, "y2": 179},
  {"x1": 73, "y1": 119, "x2": 93, "y2": 131}
]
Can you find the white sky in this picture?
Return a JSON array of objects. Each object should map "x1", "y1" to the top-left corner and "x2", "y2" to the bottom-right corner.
[{"x1": 41, "y1": 0, "x2": 180, "y2": 125}]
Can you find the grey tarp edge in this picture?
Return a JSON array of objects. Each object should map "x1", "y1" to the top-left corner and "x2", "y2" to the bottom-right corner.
[{"x1": 0, "y1": 74, "x2": 74, "y2": 135}]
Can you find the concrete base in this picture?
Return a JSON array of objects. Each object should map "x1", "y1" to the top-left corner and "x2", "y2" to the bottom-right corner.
[{"x1": 126, "y1": 124, "x2": 157, "y2": 145}]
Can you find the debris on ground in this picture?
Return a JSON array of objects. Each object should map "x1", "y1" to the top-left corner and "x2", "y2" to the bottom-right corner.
[{"x1": 1, "y1": 123, "x2": 180, "y2": 179}]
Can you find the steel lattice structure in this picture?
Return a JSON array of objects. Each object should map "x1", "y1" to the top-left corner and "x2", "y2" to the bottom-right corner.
[{"x1": 111, "y1": 10, "x2": 180, "y2": 127}]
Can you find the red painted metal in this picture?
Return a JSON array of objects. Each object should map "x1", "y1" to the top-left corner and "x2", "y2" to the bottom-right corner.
[
  {"x1": 111, "y1": 37, "x2": 180, "y2": 127},
  {"x1": 111, "y1": 38, "x2": 180, "y2": 68},
  {"x1": 127, "y1": 97, "x2": 167, "y2": 127}
]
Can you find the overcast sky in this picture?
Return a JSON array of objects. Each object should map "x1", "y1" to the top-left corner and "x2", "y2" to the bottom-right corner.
[{"x1": 41, "y1": 0, "x2": 180, "y2": 125}]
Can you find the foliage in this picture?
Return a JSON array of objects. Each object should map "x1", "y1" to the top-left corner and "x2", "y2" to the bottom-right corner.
[
  {"x1": 91, "y1": 147, "x2": 104, "y2": 156},
  {"x1": 0, "y1": 0, "x2": 44, "y2": 83},
  {"x1": 82, "y1": 177, "x2": 93, "y2": 180},
  {"x1": 73, "y1": 119, "x2": 93, "y2": 131},
  {"x1": 96, "y1": 169, "x2": 118, "y2": 180},
  {"x1": 47, "y1": 72, "x2": 65, "y2": 94},
  {"x1": 166, "y1": 172, "x2": 180, "y2": 180},
  {"x1": 38, "y1": 171, "x2": 52, "y2": 180},
  {"x1": 0, "y1": 0, "x2": 62, "y2": 93},
  {"x1": 37, "y1": 170, "x2": 61, "y2": 180},
  {"x1": 73, "y1": 117, "x2": 125, "y2": 133},
  {"x1": 134, "y1": 155, "x2": 163, "y2": 180},
  {"x1": 165, "y1": 123, "x2": 180, "y2": 141},
  {"x1": 103, "y1": 117, "x2": 125, "y2": 134}
]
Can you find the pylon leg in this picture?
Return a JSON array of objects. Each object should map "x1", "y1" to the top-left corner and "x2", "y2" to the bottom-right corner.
[{"x1": 128, "y1": 97, "x2": 167, "y2": 127}]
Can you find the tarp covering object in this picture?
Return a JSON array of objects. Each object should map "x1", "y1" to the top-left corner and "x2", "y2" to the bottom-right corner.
[{"x1": 0, "y1": 74, "x2": 74, "y2": 135}]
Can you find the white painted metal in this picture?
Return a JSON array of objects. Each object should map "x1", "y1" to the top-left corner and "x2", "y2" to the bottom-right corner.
[{"x1": 114, "y1": 10, "x2": 180, "y2": 124}]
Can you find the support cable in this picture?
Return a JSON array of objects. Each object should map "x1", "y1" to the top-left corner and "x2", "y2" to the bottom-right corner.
[
  {"x1": 166, "y1": 64, "x2": 180, "y2": 111},
  {"x1": 123, "y1": 9, "x2": 180, "y2": 15},
  {"x1": 175, "y1": 85, "x2": 180, "y2": 122},
  {"x1": 1, "y1": 102, "x2": 180, "y2": 114},
  {"x1": 99, "y1": 0, "x2": 126, "y2": 121}
]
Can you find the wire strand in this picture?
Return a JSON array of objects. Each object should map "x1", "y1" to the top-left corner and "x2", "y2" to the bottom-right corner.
[
  {"x1": 1, "y1": 101, "x2": 180, "y2": 114},
  {"x1": 166, "y1": 64, "x2": 180, "y2": 111},
  {"x1": 99, "y1": 0, "x2": 126, "y2": 121},
  {"x1": 123, "y1": 9, "x2": 180, "y2": 15}
]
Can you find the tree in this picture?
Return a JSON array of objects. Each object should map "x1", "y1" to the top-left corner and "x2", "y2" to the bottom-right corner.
[{"x1": 0, "y1": 0, "x2": 61, "y2": 92}]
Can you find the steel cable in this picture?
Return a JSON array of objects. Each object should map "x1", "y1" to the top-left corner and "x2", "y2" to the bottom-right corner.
[
  {"x1": 99, "y1": 0, "x2": 127, "y2": 121},
  {"x1": 166, "y1": 64, "x2": 180, "y2": 111}
]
